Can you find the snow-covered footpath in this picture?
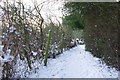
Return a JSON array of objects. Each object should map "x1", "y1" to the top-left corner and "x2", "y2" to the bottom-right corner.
[{"x1": 27, "y1": 45, "x2": 118, "y2": 78}]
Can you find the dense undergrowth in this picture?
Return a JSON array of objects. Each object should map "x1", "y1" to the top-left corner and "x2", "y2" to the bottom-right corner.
[{"x1": 0, "y1": 0, "x2": 83, "y2": 79}]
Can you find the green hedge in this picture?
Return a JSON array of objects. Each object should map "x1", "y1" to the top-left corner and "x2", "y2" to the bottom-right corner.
[{"x1": 84, "y1": 3, "x2": 118, "y2": 69}]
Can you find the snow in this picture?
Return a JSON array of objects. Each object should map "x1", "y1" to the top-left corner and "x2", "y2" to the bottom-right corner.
[
  {"x1": 1, "y1": 54, "x2": 14, "y2": 62},
  {"x1": 32, "y1": 51, "x2": 37, "y2": 56},
  {"x1": 0, "y1": 45, "x2": 14, "y2": 78},
  {"x1": 9, "y1": 26, "x2": 16, "y2": 33},
  {"x1": 0, "y1": 64, "x2": 2, "y2": 78},
  {"x1": 25, "y1": 45, "x2": 118, "y2": 78},
  {"x1": 0, "y1": 45, "x2": 4, "y2": 51},
  {"x1": 0, "y1": 48, "x2": 14, "y2": 62},
  {"x1": 0, "y1": 45, "x2": 4, "y2": 79}
]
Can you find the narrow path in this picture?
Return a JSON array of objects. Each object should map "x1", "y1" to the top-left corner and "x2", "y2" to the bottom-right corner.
[{"x1": 28, "y1": 45, "x2": 118, "y2": 78}]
